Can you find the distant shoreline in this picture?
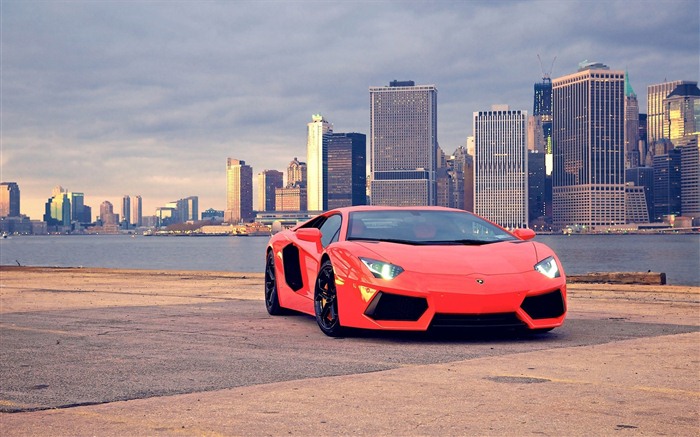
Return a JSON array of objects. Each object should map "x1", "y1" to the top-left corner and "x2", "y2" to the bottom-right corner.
[{"x1": 0, "y1": 265, "x2": 691, "y2": 289}]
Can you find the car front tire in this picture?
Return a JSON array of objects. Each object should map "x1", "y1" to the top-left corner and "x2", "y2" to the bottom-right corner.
[{"x1": 314, "y1": 260, "x2": 344, "y2": 337}]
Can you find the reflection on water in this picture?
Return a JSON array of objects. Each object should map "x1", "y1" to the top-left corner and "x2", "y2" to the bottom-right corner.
[{"x1": 1, "y1": 233, "x2": 698, "y2": 286}]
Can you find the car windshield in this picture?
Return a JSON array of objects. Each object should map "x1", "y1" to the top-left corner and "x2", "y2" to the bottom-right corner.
[{"x1": 346, "y1": 210, "x2": 517, "y2": 245}]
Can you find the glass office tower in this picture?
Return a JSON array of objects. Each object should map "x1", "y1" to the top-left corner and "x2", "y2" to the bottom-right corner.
[
  {"x1": 552, "y1": 62, "x2": 626, "y2": 229},
  {"x1": 369, "y1": 80, "x2": 438, "y2": 206}
]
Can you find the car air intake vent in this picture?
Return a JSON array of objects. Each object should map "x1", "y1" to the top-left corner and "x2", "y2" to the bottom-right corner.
[
  {"x1": 430, "y1": 313, "x2": 525, "y2": 329},
  {"x1": 521, "y1": 290, "x2": 565, "y2": 320},
  {"x1": 364, "y1": 292, "x2": 428, "y2": 321},
  {"x1": 282, "y1": 244, "x2": 303, "y2": 291}
]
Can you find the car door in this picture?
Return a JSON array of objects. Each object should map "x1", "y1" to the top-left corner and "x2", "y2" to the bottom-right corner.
[{"x1": 296, "y1": 214, "x2": 343, "y2": 300}]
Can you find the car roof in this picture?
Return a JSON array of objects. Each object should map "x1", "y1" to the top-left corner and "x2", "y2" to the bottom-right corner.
[{"x1": 326, "y1": 205, "x2": 466, "y2": 215}]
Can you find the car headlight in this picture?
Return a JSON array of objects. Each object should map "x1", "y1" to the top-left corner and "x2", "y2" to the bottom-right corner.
[
  {"x1": 534, "y1": 256, "x2": 560, "y2": 279},
  {"x1": 360, "y1": 257, "x2": 404, "y2": 280}
]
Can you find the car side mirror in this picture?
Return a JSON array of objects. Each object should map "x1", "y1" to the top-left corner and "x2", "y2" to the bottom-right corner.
[
  {"x1": 296, "y1": 228, "x2": 323, "y2": 251},
  {"x1": 296, "y1": 228, "x2": 322, "y2": 242},
  {"x1": 513, "y1": 228, "x2": 536, "y2": 241}
]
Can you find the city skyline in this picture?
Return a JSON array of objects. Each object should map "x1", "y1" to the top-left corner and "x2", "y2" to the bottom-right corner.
[{"x1": 2, "y1": 1, "x2": 698, "y2": 219}]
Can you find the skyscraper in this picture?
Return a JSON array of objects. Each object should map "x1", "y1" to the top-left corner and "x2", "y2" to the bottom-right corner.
[
  {"x1": 327, "y1": 132, "x2": 367, "y2": 209},
  {"x1": 447, "y1": 146, "x2": 467, "y2": 210},
  {"x1": 647, "y1": 80, "x2": 686, "y2": 146},
  {"x1": 638, "y1": 113, "x2": 648, "y2": 167},
  {"x1": 534, "y1": 78, "x2": 552, "y2": 118},
  {"x1": 626, "y1": 167, "x2": 655, "y2": 222},
  {"x1": 624, "y1": 71, "x2": 640, "y2": 169},
  {"x1": 369, "y1": 80, "x2": 438, "y2": 206},
  {"x1": 44, "y1": 186, "x2": 71, "y2": 226},
  {"x1": 276, "y1": 157, "x2": 307, "y2": 212},
  {"x1": 532, "y1": 77, "x2": 553, "y2": 175},
  {"x1": 180, "y1": 196, "x2": 199, "y2": 222},
  {"x1": 131, "y1": 195, "x2": 142, "y2": 227},
  {"x1": 307, "y1": 114, "x2": 333, "y2": 211},
  {"x1": 473, "y1": 106, "x2": 528, "y2": 229},
  {"x1": 0, "y1": 182, "x2": 20, "y2": 217},
  {"x1": 464, "y1": 138, "x2": 475, "y2": 212},
  {"x1": 679, "y1": 145, "x2": 699, "y2": 220},
  {"x1": 662, "y1": 82, "x2": 700, "y2": 147},
  {"x1": 432, "y1": 147, "x2": 446, "y2": 207},
  {"x1": 527, "y1": 116, "x2": 546, "y2": 153},
  {"x1": 528, "y1": 151, "x2": 546, "y2": 223},
  {"x1": 258, "y1": 170, "x2": 284, "y2": 212},
  {"x1": 653, "y1": 150, "x2": 682, "y2": 220},
  {"x1": 625, "y1": 184, "x2": 650, "y2": 223},
  {"x1": 529, "y1": 77, "x2": 554, "y2": 223},
  {"x1": 100, "y1": 200, "x2": 118, "y2": 225},
  {"x1": 225, "y1": 158, "x2": 253, "y2": 223},
  {"x1": 466, "y1": 136, "x2": 475, "y2": 157},
  {"x1": 122, "y1": 195, "x2": 131, "y2": 227},
  {"x1": 286, "y1": 157, "x2": 307, "y2": 188},
  {"x1": 83, "y1": 205, "x2": 92, "y2": 224},
  {"x1": 67, "y1": 192, "x2": 86, "y2": 224},
  {"x1": 552, "y1": 62, "x2": 626, "y2": 229},
  {"x1": 662, "y1": 82, "x2": 700, "y2": 221}
]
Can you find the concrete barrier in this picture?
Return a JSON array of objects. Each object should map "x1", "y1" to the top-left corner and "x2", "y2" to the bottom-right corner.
[{"x1": 568, "y1": 271, "x2": 667, "y2": 285}]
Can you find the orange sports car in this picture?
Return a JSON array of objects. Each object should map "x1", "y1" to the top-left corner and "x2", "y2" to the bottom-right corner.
[{"x1": 264, "y1": 206, "x2": 566, "y2": 336}]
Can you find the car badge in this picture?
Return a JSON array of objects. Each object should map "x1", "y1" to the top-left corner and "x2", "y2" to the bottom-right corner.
[{"x1": 476, "y1": 279, "x2": 484, "y2": 284}]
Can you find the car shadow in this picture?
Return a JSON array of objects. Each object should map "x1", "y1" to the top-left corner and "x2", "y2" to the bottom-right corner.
[
  {"x1": 278, "y1": 312, "x2": 560, "y2": 344},
  {"x1": 343, "y1": 326, "x2": 560, "y2": 344}
]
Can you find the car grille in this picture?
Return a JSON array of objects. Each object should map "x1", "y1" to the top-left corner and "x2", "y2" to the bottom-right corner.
[
  {"x1": 520, "y1": 289, "x2": 566, "y2": 320},
  {"x1": 364, "y1": 292, "x2": 428, "y2": 321},
  {"x1": 430, "y1": 313, "x2": 525, "y2": 329}
]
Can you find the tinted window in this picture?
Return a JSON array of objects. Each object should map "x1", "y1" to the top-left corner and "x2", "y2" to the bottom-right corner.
[
  {"x1": 298, "y1": 215, "x2": 326, "y2": 229},
  {"x1": 318, "y1": 214, "x2": 342, "y2": 247}
]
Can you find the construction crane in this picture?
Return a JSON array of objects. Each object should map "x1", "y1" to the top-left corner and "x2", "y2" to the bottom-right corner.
[{"x1": 537, "y1": 54, "x2": 557, "y2": 81}]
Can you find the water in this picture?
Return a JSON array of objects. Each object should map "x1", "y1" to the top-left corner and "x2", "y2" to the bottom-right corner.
[
  {"x1": 1, "y1": 234, "x2": 698, "y2": 286},
  {"x1": 0, "y1": 235, "x2": 267, "y2": 273},
  {"x1": 535, "y1": 234, "x2": 699, "y2": 286}
]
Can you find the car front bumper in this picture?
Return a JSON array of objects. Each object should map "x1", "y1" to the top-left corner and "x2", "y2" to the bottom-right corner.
[{"x1": 335, "y1": 269, "x2": 567, "y2": 331}]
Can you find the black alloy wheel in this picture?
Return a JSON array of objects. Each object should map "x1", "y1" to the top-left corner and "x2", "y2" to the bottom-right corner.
[
  {"x1": 314, "y1": 260, "x2": 344, "y2": 337},
  {"x1": 265, "y1": 250, "x2": 283, "y2": 315}
]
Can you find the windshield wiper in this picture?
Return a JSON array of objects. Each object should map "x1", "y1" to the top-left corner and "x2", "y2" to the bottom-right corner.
[
  {"x1": 412, "y1": 239, "x2": 492, "y2": 246},
  {"x1": 454, "y1": 239, "x2": 493, "y2": 245}
]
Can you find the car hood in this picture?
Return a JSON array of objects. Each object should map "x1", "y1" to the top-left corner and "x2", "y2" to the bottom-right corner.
[{"x1": 350, "y1": 240, "x2": 539, "y2": 275}]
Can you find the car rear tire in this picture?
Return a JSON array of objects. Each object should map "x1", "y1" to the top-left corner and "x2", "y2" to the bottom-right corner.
[
  {"x1": 265, "y1": 250, "x2": 284, "y2": 315},
  {"x1": 314, "y1": 260, "x2": 344, "y2": 337}
]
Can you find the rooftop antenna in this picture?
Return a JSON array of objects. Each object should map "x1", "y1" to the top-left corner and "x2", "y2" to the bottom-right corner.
[{"x1": 537, "y1": 54, "x2": 557, "y2": 82}]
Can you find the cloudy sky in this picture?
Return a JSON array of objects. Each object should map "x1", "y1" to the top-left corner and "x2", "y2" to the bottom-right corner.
[{"x1": 2, "y1": 0, "x2": 698, "y2": 220}]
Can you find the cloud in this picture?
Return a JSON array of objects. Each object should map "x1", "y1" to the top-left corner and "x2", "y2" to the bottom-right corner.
[{"x1": 1, "y1": 0, "x2": 698, "y2": 219}]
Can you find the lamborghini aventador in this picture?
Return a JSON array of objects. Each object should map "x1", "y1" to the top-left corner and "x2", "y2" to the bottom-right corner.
[{"x1": 264, "y1": 206, "x2": 567, "y2": 336}]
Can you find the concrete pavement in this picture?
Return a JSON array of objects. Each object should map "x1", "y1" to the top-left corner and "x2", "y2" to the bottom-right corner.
[{"x1": 1, "y1": 267, "x2": 698, "y2": 436}]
